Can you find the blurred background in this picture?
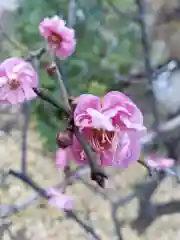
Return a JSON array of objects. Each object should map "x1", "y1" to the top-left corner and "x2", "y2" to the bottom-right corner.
[{"x1": 1, "y1": 0, "x2": 180, "y2": 239}]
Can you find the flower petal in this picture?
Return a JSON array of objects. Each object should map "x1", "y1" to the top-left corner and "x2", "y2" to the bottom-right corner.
[
  {"x1": 86, "y1": 108, "x2": 114, "y2": 131},
  {"x1": 146, "y1": 154, "x2": 175, "y2": 169},
  {"x1": 56, "y1": 147, "x2": 72, "y2": 168},
  {"x1": 112, "y1": 132, "x2": 141, "y2": 168},
  {"x1": 6, "y1": 90, "x2": 18, "y2": 104},
  {"x1": 74, "y1": 94, "x2": 100, "y2": 128},
  {"x1": 102, "y1": 91, "x2": 131, "y2": 112},
  {"x1": 71, "y1": 135, "x2": 88, "y2": 165},
  {"x1": 100, "y1": 150, "x2": 113, "y2": 167},
  {"x1": 47, "y1": 188, "x2": 73, "y2": 210},
  {"x1": 102, "y1": 91, "x2": 144, "y2": 126}
]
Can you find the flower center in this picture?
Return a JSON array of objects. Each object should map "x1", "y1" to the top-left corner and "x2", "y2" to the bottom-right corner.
[
  {"x1": 9, "y1": 78, "x2": 20, "y2": 90},
  {"x1": 89, "y1": 129, "x2": 114, "y2": 152},
  {"x1": 48, "y1": 31, "x2": 63, "y2": 45}
]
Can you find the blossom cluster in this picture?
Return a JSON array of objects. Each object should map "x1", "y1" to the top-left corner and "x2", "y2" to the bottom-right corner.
[{"x1": 0, "y1": 16, "x2": 147, "y2": 210}]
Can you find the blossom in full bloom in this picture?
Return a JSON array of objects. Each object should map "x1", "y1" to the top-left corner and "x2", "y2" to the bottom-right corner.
[
  {"x1": 39, "y1": 15, "x2": 76, "y2": 57},
  {"x1": 0, "y1": 58, "x2": 38, "y2": 104},
  {"x1": 56, "y1": 91, "x2": 146, "y2": 168},
  {"x1": 47, "y1": 188, "x2": 73, "y2": 210}
]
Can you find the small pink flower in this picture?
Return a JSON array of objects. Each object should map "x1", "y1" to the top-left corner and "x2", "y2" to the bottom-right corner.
[
  {"x1": 47, "y1": 188, "x2": 73, "y2": 210},
  {"x1": 39, "y1": 15, "x2": 76, "y2": 57},
  {"x1": 146, "y1": 154, "x2": 175, "y2": 169},
  {"x1": 0, "y1": 58, "x2": 38, "y2": 104},
  {"x1": 56, "y1": 91, "x2": 146, "y2": 168}
]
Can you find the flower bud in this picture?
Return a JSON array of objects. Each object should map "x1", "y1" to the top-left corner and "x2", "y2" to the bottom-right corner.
[
  {"x1": 45, "y1": 63, "x2": 56, "y2": 76},
  {"x1": 56, "y1": 130, "x2": 73, "y2": 148}
]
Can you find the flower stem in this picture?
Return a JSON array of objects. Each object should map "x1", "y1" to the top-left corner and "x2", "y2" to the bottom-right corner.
[
  {"x1": 73, "y1": 126, "x2": 108, "y2": 187},
  {"x1": 52, "y1": 55, "x2": 108, "y2": 187},
  {"x1": 33, "y1": 87, "x2": 70, "y2": 116},
  {"x1": 53, "y1": 55, "x2": 71, "y2": 112},
  {"x1": 8, "y1": 170, "x2": 49, "y2": 198}
]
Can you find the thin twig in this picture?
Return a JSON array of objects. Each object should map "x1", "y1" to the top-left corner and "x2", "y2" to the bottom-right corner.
[
  {"x1": 73, "y1": 126, "x2": 108, "y2": 188},
  {"x1": 25, "y1": 47, "x2": 46, "y2": 62},
  {"x1": 0, "y1": 166, "x2": 87, "y2": 218},
  {"x1": 53, "y1": 52, "x2": 108, "y2": 187},
  {"x1": 8, "y1": 169, "x2": 49, "y2": 198},
  {"x1": 21, "y1": 103, "x2": 29, "y2": 174},
  {"x1": 66, "y1": 211, "x2": 101, "y2": 240},
  {"x1": 53, "y1": 55, "x2": 71, "y2": 111},
  {"x1": 0, "y1": 23, "x2": 27, "y2": 52},
  {"x1": 33, "y1": 87, "x2": 70, "y2": 116}
]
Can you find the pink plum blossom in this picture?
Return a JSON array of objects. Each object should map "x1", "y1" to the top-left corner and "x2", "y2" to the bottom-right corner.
[
  {"x1": 39, "y1": 15, "x2": 76, "y2": 57},
  {"x1": 0, "y1": 58, "x2": 38, "y2": 104},
  {"x1": 47, "y1": 188, "x2": 73, "y2": 210},
  {"x1": 146, "y1": 153, "x2": 175, "y2": 169},
  {"x1": 56, "y1": 91, "x2": 146, "y2": 168}
]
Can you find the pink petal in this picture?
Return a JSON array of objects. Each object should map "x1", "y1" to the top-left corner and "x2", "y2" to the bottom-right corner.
[
  {"x1": 146, "y1": 159, "x2": 159, "y2": 168},
  {"x1": 40, "y1": 17, "x2": 65, "y2": 37},
  {"x1": 146, "y1": 154, "x2": 175, "y2": 169},
  {"x1": 159, "y1": 158, "x2": 175, "y2": 168},
  {"x1": 119, "y1": 115, "x2": 147, "y2": 137},
  {"x1": 100, "y1": 150, "x2": 114, "y2": 167},
  {"x1": 74, "y1": 94, "x2": 100, "y2": 128},
  {"x1": 0, "y1": 87, "x2": 7, "y2": 100},
  {"x1": 56, "y1": 147, "x2": 72, "y2": 168},
  {"x1": 60, "y1": 27, "x2": 75, "y2": 41},
  {"x1": 0, "y1": 77, "x2": 8, "y2": 87},
  {"x1": 6, "y1": 90, "x2": 18, "y2": 104},
  {"x1": 47, "y1": 188, "x2": 73, "y2": 210},
  {"x1": 102, "y1": 91, "x2": 131, "y2": 112},
  {"x1": 71, "y1": 135, "x2": 88, "y2": 165},
  {"x1": 112, "y1": 132, "x2": 141, "y2": 168},
  {"x1": 56, "y1": 42, "x2": 75, "y2": 57},
  {"x1": 102, "y1": 91, "x2": 144, "y2": 126},
  {"x1": 17, "y1": 88, "x2": 25, "y2": 103},
  {"x1": 86, "y1": 108, "x2": 114, "y2": 131},
  {"x1": 22, "y1": 85, "x2": 37, "y2": 101}
]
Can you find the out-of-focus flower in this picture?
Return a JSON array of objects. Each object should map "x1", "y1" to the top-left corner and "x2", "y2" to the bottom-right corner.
[
  {"x1": 0, "y1": 58, "x2": 38, "y2": 104},
  {"x1": 39, "y1": 15, "x2": 76, "y2": 57},
  {"x1": 146, "y1": 154, "x2": 175, "y2": 169},
  {"x1": 56, "y1": 91, "x2": 146, "y2": 168},
  {"x1": 47, "y1": 188, "x2": 73, "y2": 210}
]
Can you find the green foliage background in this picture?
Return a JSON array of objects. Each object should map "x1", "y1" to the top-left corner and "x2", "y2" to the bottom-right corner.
[{"x1": 10, "y1": 0, "x2": 142, "y2": 151}]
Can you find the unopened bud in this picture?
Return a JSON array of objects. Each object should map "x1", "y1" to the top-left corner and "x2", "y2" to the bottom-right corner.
[
  {"x1": 56, "y1": 130, "x2": 73, "y2": 148},
  {"x1": 45, "y1": 63, "x2": 56, "y2": 76}
]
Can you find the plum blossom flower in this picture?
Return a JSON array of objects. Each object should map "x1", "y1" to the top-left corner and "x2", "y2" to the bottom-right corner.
[
  {"x1": 56, "y1": 91, "x2": 146, "y2": 168},
  {"x1": 47, "y1": 188, "x2": 73, "y2": 210},
  {"x1": 146, "y1": 154, "x2": 175, "y2": 169},
  {"x1": 39, "y1": 15, "x2": 76, "y2": 57},
  {"x1": 0, "y1": 58, "x2": 38, "y2": 104}
]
